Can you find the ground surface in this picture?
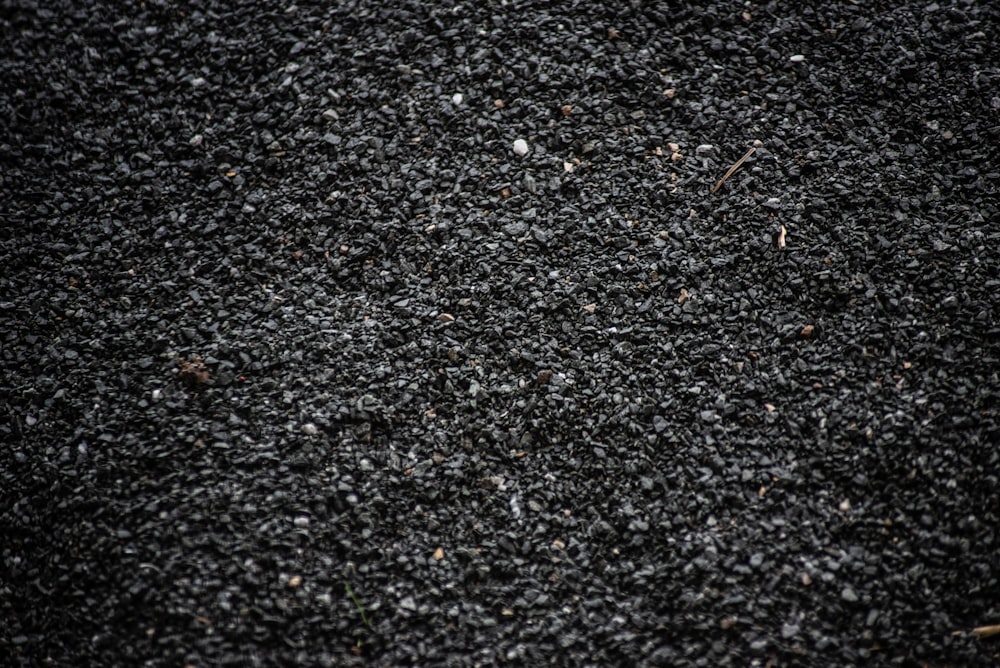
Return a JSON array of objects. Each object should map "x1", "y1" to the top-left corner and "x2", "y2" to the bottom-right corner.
[{"x1": 2, "y1": 1, "x2": 1000, "y2": 666}]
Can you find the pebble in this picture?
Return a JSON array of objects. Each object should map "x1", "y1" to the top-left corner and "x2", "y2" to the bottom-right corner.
[{"x1": 513, "y1": 138, "x2": 529, "y2": 156}]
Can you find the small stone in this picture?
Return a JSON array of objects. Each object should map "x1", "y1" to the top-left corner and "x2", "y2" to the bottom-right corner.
[
  {"x1": 302, "y1": 423, "x2": 319, "y2": 435},
  {"x1": 433, "y1": 547, "x2": 445, "y2": 561},
  {"x1": 288, "y1": 575, "x2": 302, "y2": 588},
  {"x1": 513, "y1": 138, "x2": 529, "y2": 156},
  {"x1": 652, "y1": 415, "x2": 668, "y2": 433},
  {"x1": 790, "y1": 54, "x2": 806, "y2": 63},
  {"x1": 293, "y1": 516, "x2": 310, "y2": 528},
  {"x1": 399, "y1": 596, "x2": 417, "y2": 611},
  {"x1": 800, "y1": 324, "x2": 816, "y2": 338},
  {"x1": 782, "y1": 622, "x2": 800, "y2": 638},
  {"x1": 841, "y1": 587, "x2": 859, "y2": 603},
  {"x1": 561, "y1": 104, "x2": 573, "y2": 116},
  {"x1": 438, "y1": 313, "x2": 456, "y2": 323},
  {"x1": 452, "y1": 92, "x2": 464, "y2": 105},
  {"x1": 582, "y1": 303, "x2": 597, "y2": 314}
]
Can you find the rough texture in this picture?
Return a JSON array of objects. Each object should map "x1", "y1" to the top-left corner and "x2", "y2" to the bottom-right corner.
[{"x1": 2, "y1": 1, "x2": 999, "y2": 665}]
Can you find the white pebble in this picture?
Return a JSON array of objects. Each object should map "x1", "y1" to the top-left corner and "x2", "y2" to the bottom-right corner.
[
  {"x1": 513, "y1": 138, "x2": 529, "y2": 156},
  {"x1": 302, "y1": 422, "x2": 318, "y2": 435},
  {"x1": 790, "y1": 54, "x2": 806, "y2": 63},
  {"x1": 452, "y1": 92, "x2": 464, "y2": 105}
]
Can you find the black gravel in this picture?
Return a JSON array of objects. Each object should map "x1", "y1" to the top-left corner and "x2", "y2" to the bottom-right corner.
[{"x1": 3, "y1": 1, "x2": 1000, "y2": 665}]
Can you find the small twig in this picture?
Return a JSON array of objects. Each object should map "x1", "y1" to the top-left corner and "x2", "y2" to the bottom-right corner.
[
  {"x1": 973, "y1": 624, "x2": 1000, "y2": 639},
  {"x1": 711, "y1": 146, "x2": 756, "y2": 193}
]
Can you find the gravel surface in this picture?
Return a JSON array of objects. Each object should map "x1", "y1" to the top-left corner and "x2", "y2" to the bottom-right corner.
[{"x1": 3, "y1": 1, "x2": 1000, "y2": 665}]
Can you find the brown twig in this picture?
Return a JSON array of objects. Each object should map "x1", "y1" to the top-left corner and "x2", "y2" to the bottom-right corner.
[
  {"x1": 711, "y1": 146, "x2": 756, "y2": 193},
  {"x1": 973, "y1": 624, "x2": 1000, "y2": 639}
]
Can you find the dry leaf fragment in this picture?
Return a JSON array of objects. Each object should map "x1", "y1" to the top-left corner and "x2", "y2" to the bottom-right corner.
[
  {"x1": 561, "y1": 104, "x2": 573, "y2": 116},
  {"x1": 438, "y1": 313, "x2": 455, "y2": 322},
  {"x1": 800, "y1": 324, "x2": 816, "y2": 338},
  {"x1": 677, "y1": 288, "x2": 690, "y2": 305},
  {"x1": 176, "y1": 355, "x2": 210, "y2": 387},
  {"x1": 433, "y1": 547, "x2": 445, "y2": 561},
  {"x1": 777, "y1": 225, "x2": 787, "y2": 250}
]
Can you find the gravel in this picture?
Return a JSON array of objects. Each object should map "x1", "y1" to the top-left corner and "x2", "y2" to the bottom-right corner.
[{"x1": 2, "y1": 1, "x2": 1000, "y2": 665}]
